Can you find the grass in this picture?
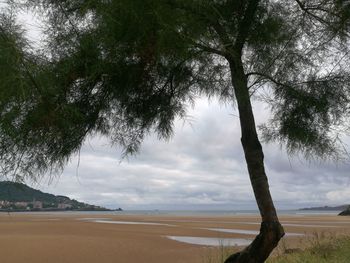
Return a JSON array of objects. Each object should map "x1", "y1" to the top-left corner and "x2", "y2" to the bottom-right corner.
[
  {"x1": 203, "y1": 233, "x2": 350, "y2": 263},
  {"x1": 202, "y1": 240, "x2": 239, "y2": 263},
  {"x1": 267, "y1": 235, "x2": 350, "y2": 263}
]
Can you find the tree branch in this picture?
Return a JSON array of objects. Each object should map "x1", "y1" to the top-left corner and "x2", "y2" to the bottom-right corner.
[
  {"x1": 294, "y1": 0, "x2": 330, "y2": 25},
  {"x1": 246, "y1": 71, "x2": 292, "y2": 88},
  {"x1": 192, "y1": 41, "x2": 226, "y2": 57},
  {"x1": 246, "y1": 71, "x2": 347, "y2": 90}
]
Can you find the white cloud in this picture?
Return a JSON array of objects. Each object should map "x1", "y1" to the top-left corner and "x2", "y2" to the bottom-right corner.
[{"x1": 327, "y1": 188, "x2": 350, "y2": 202}]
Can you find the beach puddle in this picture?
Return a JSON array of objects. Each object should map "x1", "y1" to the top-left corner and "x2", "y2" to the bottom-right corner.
[
  {"x1": 166, "y1": 236, "x2": 252, "y2": 246},
  {"x1": 206, "y1": 228, "x2": 258, "y2": 235},
  {"x1": 93, "y1": 220, "x2": 174, "y2": 226},
  {"x1": 78, "y1": 218, "x2": 109, "y2": 221},
  {"x1": 282, "y1": 221, "x2": 350, "y2": 224},
  {"x1": 232, "y1": 222, "x2": 338, "y2": 228},
  {"x1": 205, "y1": 228, "x2": 304, "y2": 236},
  {"x1": 282, "y1": 223, "x2": 338, "y2": 228}
]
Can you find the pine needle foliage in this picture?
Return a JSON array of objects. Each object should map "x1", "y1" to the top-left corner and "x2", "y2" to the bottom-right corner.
[{"x1": 1, "y1": 0, "x2": 350, "y2": 181}]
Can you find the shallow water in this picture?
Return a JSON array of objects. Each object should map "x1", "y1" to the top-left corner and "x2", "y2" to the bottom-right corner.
[
  {"x1": 282, "y1": 223, "x2": 338, "y2": 228},
  {"x1": 282, "y1": 220, "x2": 350, "y2": 224},
  {"x1": 166, "y1": 236, "x2": 252, "y2": 246},
  {"x1": 93, "y1": 220, "x2": 174, "y2": 226},
  {"x1": 78, "y1": 218, "x2": 109, "y2": 221},
  {"x1": 205, "y1": 228, "x2": 305, "y2": 236},
  {"x1": 230, "y1": 222, "x2": 338, "y2": 228},
  {"x1": 205, "y1": 228, "x2": 259, "y2": 235}
]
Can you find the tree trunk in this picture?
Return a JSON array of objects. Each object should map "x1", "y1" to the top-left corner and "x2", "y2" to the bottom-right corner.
[{"x1": 224, "y1": 58, "x2": 285, "y2": 263}]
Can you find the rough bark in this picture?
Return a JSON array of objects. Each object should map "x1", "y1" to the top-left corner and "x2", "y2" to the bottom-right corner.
[{"x1": 224, "y1": 58, "x2": 285, "y2": 263}]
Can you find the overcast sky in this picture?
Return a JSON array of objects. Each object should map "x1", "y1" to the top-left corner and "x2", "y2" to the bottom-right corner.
[
  {"x1": 4, "y1": 6, "x2": 350, "y2": 210},
  {"x1": 30, "y1": 98, "x2": 350, "y2": 210}
]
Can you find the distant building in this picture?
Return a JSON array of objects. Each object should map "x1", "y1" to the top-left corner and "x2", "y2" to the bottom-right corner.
[
  {"x1": 14, "y1": 202, "x2": 28, "y2": 208},
  {"x1": 58, "y1": 203, "x2": 72, "y2": 209},
  {"x1": 33, "y1": 201, "x2": 43, "y2": 209},
  {"x1": 0, "y1": 200, "x2": 10, "y2": 208}
]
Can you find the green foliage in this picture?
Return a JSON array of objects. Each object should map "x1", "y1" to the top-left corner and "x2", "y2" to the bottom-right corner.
[
  {"x1": 261, "y1": 74, "x2": 350, "y2": 159},
  {"x1": 1, "y1": 0, "x2": 350, "y2": 180}
]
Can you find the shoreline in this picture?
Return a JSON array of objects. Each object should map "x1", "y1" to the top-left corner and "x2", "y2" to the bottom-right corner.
[
  {"x1": 0, "y1": 208, "x2": 118, "y2": 213},
  {"x1": 0, "y1": 210, "x2": 343, "y2": 218}
]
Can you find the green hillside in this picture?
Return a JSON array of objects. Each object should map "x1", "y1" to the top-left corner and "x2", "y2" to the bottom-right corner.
[
  {"x1": 0, "y1": 181, "x2": 57, "y2": 203},
  {"x1": 0, "y1": 181, "x2": 109, "y2": 211}
]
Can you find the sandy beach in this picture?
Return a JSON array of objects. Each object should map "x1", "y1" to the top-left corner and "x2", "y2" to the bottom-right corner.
[{"x1": 0, "y1": 212, "x2": 349, "y2": 263}]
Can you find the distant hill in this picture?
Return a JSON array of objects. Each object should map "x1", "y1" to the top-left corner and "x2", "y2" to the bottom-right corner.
[
  {"x1": 0, "y1": 181, "x2": 113, "y2": 211},
  {"x1": 339, "y1": 207, "x2": 350, "y2": 216},
  {"x1": 299, "y1": 205, "x2": 349, "y2": 211}
]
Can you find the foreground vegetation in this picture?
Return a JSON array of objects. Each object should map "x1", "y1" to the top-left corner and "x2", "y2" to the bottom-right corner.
[
  {"x1": 268, "y1": 236, "x2": 350, "y2": 263},
  {"x1": 204, "y1": 234, "x2": 350, "y2": 263}
]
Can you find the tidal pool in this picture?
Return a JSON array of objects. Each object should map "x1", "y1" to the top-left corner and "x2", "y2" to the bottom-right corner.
[
  {"x1": 166, "y1": 236, "x2": 252, "y2": 246},
  {"x1": 78, "y1": 218, "x2": 109, "y2": 221},
  {"x1": 94, "y1": 220, "x2": 173, "y2": 226},
  {"x1": 231, "y1": 222, "x2": 338, "y2": 228},
  {"x1": 205, "y1": 228, "x2": 305, "y2": 236},
  {"x1": 282, "y1": 223, "x2": 338, "y2": 228}
]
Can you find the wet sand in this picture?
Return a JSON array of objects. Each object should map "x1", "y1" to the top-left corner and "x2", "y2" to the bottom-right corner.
[{"x1": 0, "y1": 213, "x2": 349, "y2": 263}]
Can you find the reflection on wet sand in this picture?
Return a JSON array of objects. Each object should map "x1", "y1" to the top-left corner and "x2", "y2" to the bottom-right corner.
[{"x1": 167, "y1": 236, "x2": 252, "y2": 246}]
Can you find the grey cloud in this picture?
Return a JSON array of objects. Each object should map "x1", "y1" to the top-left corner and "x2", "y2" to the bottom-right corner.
[{"x1": 25, "y1": 97, "x2": 350, "y2": 210}]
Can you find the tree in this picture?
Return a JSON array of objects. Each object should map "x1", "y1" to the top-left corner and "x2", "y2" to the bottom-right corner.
[{"x1": 1, "y1": 0, "x2": 350, "y2": 262}]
